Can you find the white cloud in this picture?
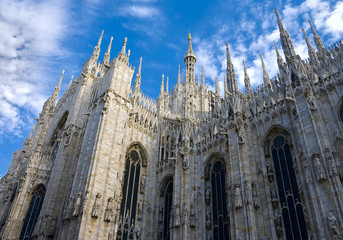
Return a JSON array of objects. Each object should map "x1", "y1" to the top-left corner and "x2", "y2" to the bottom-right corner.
[
  {"x1": 0, "y1": 0, "x2": 69, "y2": 138},
  {"x1": 192, "y1": 0, "x2": 342, "y2": 96},
  {"x1": 116, "y1": 5, "x2": 160, "y2": 19},
  {"x1": 325, "y1": 2, "x2": 343, "y2": 39}
]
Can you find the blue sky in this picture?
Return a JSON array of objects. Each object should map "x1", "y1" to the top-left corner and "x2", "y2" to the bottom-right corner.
[{"x1": 1, "y1": 0, "x2": 343, "y2": 176}]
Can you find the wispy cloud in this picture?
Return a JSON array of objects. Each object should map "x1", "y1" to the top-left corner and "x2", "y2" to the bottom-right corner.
[
  {"x1": 0, "y1": 0, "x2": 70, "y2": 138},
  {"x1": 115, "y1": 5, "x2": 160, "y2": 19},
  {"x1": 193, "y1": 0, "x2": 343, "y2": 95}
]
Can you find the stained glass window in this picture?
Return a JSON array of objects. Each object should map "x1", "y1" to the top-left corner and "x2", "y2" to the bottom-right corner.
[
  {"x1": 19, "y1": 185, "x2": 46, "y2": 240},
  {"x1": 271, "y1": 135, "x2": 308, "y2": 239},
  {"x1": 117, "y1": 150, "x2": 141, "y2": 240},
  {"x1": 163, "y1": 181, "x2": 173, "y2": 240},
  {"x1": 210, "y1": 160, "x2": 230, "y2": 240}
]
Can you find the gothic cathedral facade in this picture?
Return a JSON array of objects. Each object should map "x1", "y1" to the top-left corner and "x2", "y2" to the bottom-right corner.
[{"x1": 1, "y1": 9, "x2": 343, "y2": 240}]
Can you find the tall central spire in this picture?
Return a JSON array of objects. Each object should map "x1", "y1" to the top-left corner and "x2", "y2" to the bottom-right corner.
[
  {"x1": 184, "y1": 33, "x2": 196, "y2": 83},
  {"x1": 226, "y1": 42, "x2": 238, "y2": 93},
  {"x1": 275, "y1": 9, "x2": 296, "y2": 59}
]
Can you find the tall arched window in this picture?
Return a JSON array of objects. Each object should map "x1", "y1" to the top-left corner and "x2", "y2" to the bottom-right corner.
[
  {"x1": 19, "y1": 185, "x2": 46, "y2": 240},
  {"x1": 163, "y1": 181, "x2": 173, "y2": 240},
  {"x1": 271, "y1": 135, "x2": 308, "y2": 239},
  {"x1": 205, "y1": 156, "x2": 230, "y2": 240},
  {"x1": 211, "y1": 160, "x2": 230, "y2": 240},
  {"x1": 117, "y1": 149, "x2": 142, "y2": 240}
]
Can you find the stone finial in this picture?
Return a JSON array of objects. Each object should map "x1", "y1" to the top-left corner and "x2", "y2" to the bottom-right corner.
[
  {"x1": 308, "y1": 19, "x2": 326, "y2": 54},
  {"x1": 260, "y1": 54, "x2": 271, "y2": 89},
  {"x1": 215, "y1": 77, "x2": 220, "y2": 97},
  {"x1": 29, "y1": 124, "x2": 35, "y2": 139},
  {"x1": 121, "y1": 37, "x2": 127, "y2": 55},
  {"x1": 275, "y1": 8, "x2": 296, "y2": 58},
  {"x1": 159, "y1": 74, "x2": 164, "y2": 96},
  {"x1": 226, "y1": 42, "x2": 238, "y2": 92},
  {"x1": 68, "y1": 75, "x2": 74, "y2": 89},
  {"x1": 103, "y1": 36, "x2": 113, "y2": 65},
  {"x1": 133, "y1": 57, "x2": 142, "y2": 94},
  {"x1": 243, "y1": 60, "x2": 252, "y2": 99}
]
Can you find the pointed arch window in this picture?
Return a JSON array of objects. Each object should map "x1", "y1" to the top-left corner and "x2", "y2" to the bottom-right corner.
[
  {"x1": 271, "y1": 135, "x2": 308, "y2": 239},
  {"x1": 210, "y1": 160, "x2": 230, "y2": 240},
  {"x1": 205, "y1": 156, "x2": 230, "y2": 240},
  {"x1": 162, "y1": 181, "x2": 173, "y2": 240},
  {"x1": 19, "y1": 185, "x2": 46, "y2": 240},
  {"x1": 117, "y1": 149, "x2": 142, "y2": 240}
]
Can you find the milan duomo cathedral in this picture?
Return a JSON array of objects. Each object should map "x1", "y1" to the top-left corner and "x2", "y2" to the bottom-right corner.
[{"x1": 1, "y1": 9, "x2": 343, "y2": 240}]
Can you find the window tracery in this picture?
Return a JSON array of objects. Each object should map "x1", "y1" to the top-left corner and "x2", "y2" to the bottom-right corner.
[
  {"x1": 270, "y1": 135, "x2": 308, "y2": 239},
  {"x1": 19, "y1": 185, "x2": 46, "y2": 240},
  {"x1": 205, "y1": 156, "x2": 230, "y2": 240},
  {"x1": 162, "y1": 181, "x2": 173, "y2": 240},
  {"x1": 117, "y1": 146, "x2": 146, "y2": 240}
]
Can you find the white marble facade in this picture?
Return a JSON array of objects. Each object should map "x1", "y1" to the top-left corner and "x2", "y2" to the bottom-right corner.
[{"x1": 1, "y1": 9, "x2": 343, "y2": 240}]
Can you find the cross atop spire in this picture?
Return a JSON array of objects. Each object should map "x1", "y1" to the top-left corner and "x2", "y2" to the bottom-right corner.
[
  {"x1": 226, "y1": 42, "x2": 238, "y2": 93},
  {"x1": 275, "y1": 8, "x2": 296, "y2": 59}
]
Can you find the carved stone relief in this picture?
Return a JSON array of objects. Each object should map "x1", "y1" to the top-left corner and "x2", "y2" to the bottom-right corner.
[{"x1": 91, "y1": 193, "x2": 102, "y2": 218}]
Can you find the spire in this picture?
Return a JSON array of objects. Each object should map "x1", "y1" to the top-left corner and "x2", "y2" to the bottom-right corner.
[
  {"x1": 133, "y1": 57, "x2": 142, "y2": 94},
  {"x1": 274, "y1": 41, "x2": 286, "y2": 71},
  {"x1": 159, "y1": 74, "x2": 164, "y2": 96},
  {"x1": 197, "y1": 73, "x2": 199, "y2": 85},
  {"x1": 275, "y1": 8, "x2": 296, "y2": 59},
  {"x1": 243, "y1": 60, "x2": 252, "y2": 99},
  {"x1": 201, "y1": 66, "x2": 205, "y2": 87},
  {"x1": 302, "y1": 28, "x2": 317, "y2": 62},
  {"x1": 103, "y1": 36, "x2": 113, "y2": 66},
  {"x1": 166, "y1": 76, "x2": 169, "y2": 93},
  {"x1": 52, "y1": 70, "x2": 64, "y2": 102},
  {"x1": 29, "y1": 124, "x2": 35, "y2": 139},
  {"x1": 215, "y1": 77, "x2": 220, "y2": 97},
  {"x1": 92, "y1": 30, "x2": 103, "y2": 60},
  {"x1": 184, "y1": 33, "x2": 196, "y2": 83},
  {"x1": 226, "y1": 42, "x2": 238, "y2": 92},
  {"x1": 187, "y1": 33, "x2": 194, "y2": 53},
  {"x1": 177, "y1": 65, "x2": 181, "y2": 85},
  {"x1": 308, "y1": 19, "x2": 326, "y2": 54},
  {"x1": 121, "y1": 37, "x2": 127, "y2": 55},
  {"x1": 68, "y1": 75, "x2": 74, "y2": 89},
  {"x1": 260, "y1": 54, "x2": 271, "y2": 88},
  {"x1": 224, "y1": 75, "x2": 228, "y2": 96}
]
